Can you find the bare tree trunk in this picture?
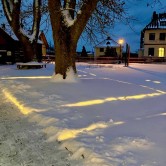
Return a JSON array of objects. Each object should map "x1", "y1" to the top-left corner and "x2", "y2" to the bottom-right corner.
[
  {"x1": 48, "y1": 0, "x2": 98, "y2": 79},
  {"x1": 22, "y1": 42, "x2": 34, "y2": 62},
  {"x1": 54, "y1": 28, "x2": 77, "y2": 79}
]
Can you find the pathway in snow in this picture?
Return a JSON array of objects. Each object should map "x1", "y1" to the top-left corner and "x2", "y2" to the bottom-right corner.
[
  {"x1": 0, "y1": 63, "x2": 166, "y2": 166},
  {"x1": 0, "y1": 93, "x2": 81, "y2": 166}
]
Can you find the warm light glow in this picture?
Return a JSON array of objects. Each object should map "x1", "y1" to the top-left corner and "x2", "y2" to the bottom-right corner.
[
  {"x1": 64, "y1": 99, "x2": 105, "y2": 107},
  {"x1": 153, "y1": 81, "x2": 161, "y2": 84},
  {"x1": 62, "y1": 92, "x2": 166, "y2": 107},
  {"x1": 118, "y1": 39, "x2": 124, "y2": 45},
  {"x1": 57, "y1": 121, "x2": 125, "y2": 141},
  {"x1": 145, "y1": 79, "x2": 161, "y2": 84},
  {"x1": 2, "y1": 89, "x2": 31, "y2": 115},
  {"x1": 160, "y1": 113, "x2": 166, "y2": 116},
  {"x1": 57, "y1": 122, "x2": 108, "y2": 141},
  {"x1": 158, "y1": 48, "x2": 165, "y2": 57},
  {"x1": 0, "y1": 76, "x2": 51, "y2": 80}
]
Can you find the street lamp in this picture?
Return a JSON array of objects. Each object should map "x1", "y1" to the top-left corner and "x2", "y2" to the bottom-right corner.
[{"x1": 118, "y1": 38, "x2": 124, "y2": 59}]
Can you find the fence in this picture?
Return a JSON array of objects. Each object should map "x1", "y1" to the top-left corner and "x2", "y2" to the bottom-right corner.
[
  {"x1": 42, "y1": 56, "x2": 166, "y2": 64},
  {"x1": 76, "y1": 57, "x2": 166, "y2": 64}
]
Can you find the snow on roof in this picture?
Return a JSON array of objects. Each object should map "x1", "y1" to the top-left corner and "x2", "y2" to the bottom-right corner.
[
  {"x1": 61, "y1": 9, "x2": 75, "y2": 27},
  {"x1": 144, "y1": 12, "x2": 166, "y2": 30},
  {"x1": 95, "y1": 37, "x2": 119, "y2": 48},
  {"x1": 0, "y1": 27, "x2": 43, "y2": 44}
]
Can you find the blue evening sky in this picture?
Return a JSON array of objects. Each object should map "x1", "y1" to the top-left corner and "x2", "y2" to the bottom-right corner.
[
  {"x1": 1, "y1": 1, "x2": 166, "y2": 53},
  {"x1": 77, "y1": 0, "x2": 166, "y2": 53}
]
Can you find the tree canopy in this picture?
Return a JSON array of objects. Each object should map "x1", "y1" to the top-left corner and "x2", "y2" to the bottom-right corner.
[
  {"x1": 1, "y1": 0, "x2": 42, "y2": 62},
  {"x1": 48, "y1": 0, "x2": 125, "y2": 79}
]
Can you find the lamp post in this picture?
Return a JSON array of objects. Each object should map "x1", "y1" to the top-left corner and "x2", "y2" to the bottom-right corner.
[{"x1": 118, "y1": 39, "x2": 124, "y2": 60}]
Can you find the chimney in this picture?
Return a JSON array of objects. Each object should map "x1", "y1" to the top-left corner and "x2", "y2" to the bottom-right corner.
[{"x1": 152, "y1": 11, "x2": 158, "y2": 21}]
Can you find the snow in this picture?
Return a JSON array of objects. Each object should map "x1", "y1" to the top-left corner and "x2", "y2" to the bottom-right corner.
[
  {"x1": 61, "y1": 9, "x2": 75, "y2": 27},
  {"x1": 0, "y1": 62, "x2": 166, "y2": 165},
  {"x1": 3, "y1": 1, "x2": 12, "y2": 21}
]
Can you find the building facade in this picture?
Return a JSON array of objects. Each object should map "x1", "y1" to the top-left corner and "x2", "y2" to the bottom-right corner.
[
  {"x1": 39, "y1": 31, "x2": 49, "y2": 56},
  {"x1": 140, "y1": 12, "x2": 166, "y2": 57},
  {"x1": 0, "y1": 28, "x2": 20, "y2": 64},
  {"x1": 0, "y1": 27, "x2": 48, "y2": 64},
  {"x1": 94, "y1": 37, "x2": 121, "y2": 57}
]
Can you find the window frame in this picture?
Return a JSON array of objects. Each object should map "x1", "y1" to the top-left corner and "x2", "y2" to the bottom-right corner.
[
  {"x1": 160, "y1": 21, "x2": 166, "y2": 26},
  {"x1": 159, "y1": 33, "x2": 166, "y2": 40},
  {"x1": 148, "y1": 48, "x2": 154, "y2": 56},
  {"x1": 100, "y1": 48, "x2": 104, "y2": 52},
  {"x1": 149, "y1": 33, "x2": 155, "y2": 40},
  {"x1": 158, "y1": 48, "x2": 165, "y2": 57}
]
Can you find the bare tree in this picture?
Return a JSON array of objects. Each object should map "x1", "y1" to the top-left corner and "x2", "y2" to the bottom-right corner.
[
  {"x1": 48, "y1": 0, "x2": 125, "y2": 79},
  {"x1": 1, "y1": 0, "x2": 42, "y2": 62}
]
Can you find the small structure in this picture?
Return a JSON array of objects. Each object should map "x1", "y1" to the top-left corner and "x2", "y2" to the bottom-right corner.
[
  {"x1": 0, "y1": 27, "x2": 48, "y2": 64},
  {"x1": 16, "y1": 62, "x2": 46, "y2": 69},
  {"x1": 39, "y1": 31, "x2": 49, "y2": 56},
  {"x1": 0, "y1": 27, "x2": 18, "y2": 64},
  {"x1": 94, "y1": 37, "x2": 122, "y2": 57},
  {"x1": 140, "y1": 11, "x2": 166, "y2": 57}
]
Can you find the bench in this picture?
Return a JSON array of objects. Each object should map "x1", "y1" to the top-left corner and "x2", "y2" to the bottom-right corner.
[{"x1": 16, "y1": 62, "x2": 46, "y2": 69}]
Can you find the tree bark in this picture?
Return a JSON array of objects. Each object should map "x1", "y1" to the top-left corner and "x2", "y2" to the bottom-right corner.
[
  {"x1": 48, "y1": 0, "x2": 98, "y2": 79},
  {"x1": 55, "y1": 31, "x2": 77, "y2": 79}
]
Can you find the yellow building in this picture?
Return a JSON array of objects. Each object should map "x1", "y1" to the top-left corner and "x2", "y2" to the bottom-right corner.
[
  {"x1": 94, "y1": 37, "x2": 122, "y2": 57},
  {"x1": 39, "y1": 31, "x2": 49, "y2": 56},
  {"x1": 140, "y1": 12, "x2": 166, "y2": 57}
]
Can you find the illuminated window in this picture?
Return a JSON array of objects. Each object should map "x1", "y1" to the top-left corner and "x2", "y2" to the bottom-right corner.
[{"x1": 158, "y1": 48, "x2": 165, "y2": 57}]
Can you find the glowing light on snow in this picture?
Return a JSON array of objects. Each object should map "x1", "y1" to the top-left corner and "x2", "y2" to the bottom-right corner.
[
  {"x1": 2, "y1": 89, "x2": 31, "y2": 115},
  {"x1": 0, "y1": 76, "x2": 51, "y2": 80},
  {"x1": 57, "y1": 121, "x2": 124, "y2": 141},
  {"x1": 62, "y1": 92, "x2": 166, "y2": 107},
  {"x1": 89, "y1": 73, "x2": 96, "y2": 76},
  {"x1": 145, "y1": 80, "x2": 161, "y2": 84},
  {"x1": 57, "y1": 122, "x2": 107, "y2": 141},
  {"x1": 153, "y1": 81, "x2": 161, "y2": 84}
]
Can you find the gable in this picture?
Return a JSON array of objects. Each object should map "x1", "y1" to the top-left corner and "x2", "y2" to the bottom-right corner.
[
  {"x1": 143, "y1": 12, "x2": 166, "y2": 30},
  {"x1": 0, "y1": 28, "x2": 15, "y2": 45},
  {"x1": 39, "y1": 31, "x2": 49, "y2": 48}
]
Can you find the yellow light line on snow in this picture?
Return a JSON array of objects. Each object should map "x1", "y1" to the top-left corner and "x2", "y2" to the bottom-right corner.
[
  {"x1": 62, "y1": 92, "x2": 166, "y2": 107},
  {"x1": 2, "y1": 89, "x2": 31, "y2": 115},
  {"x1": 0, "y1": 76, "x2": 51, "y2": 80}
]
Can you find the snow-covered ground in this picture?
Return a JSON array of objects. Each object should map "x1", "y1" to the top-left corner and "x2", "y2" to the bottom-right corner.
[{"x1": 0, "y1": 63, "x2": 166, "y2": 166}]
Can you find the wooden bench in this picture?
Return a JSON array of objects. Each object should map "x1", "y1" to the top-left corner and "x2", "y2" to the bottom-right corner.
[{"x1": 16, "y1": 62, "x2": 46, "y2": 69}]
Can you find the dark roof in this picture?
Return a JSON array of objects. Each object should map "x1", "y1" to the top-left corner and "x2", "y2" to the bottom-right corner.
[
  {"x1": 144, "y1": 11, "x2": 166, "y2": 30},
  {"x1": 39, "y1": 31, "x2": 49, "y2": 48},
  {"x1": 0, "y1": 28, "x2": 16, "y2": 42},
  {"x1": 95, "y1": 37, "x2": 119, "y2": 48}
]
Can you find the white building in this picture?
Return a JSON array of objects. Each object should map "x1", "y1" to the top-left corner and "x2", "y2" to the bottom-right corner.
[
  {"x1": 94, "y1": 37, "x2": 122, "y2": 57},
  {"x1": 140, "y1": 12, "x2": 166, "y2": 57}
]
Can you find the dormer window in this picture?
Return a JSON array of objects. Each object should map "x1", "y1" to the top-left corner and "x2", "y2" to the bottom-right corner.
[{"x1": 160, "y1": 21, "x2": 166, "y2": 26}]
